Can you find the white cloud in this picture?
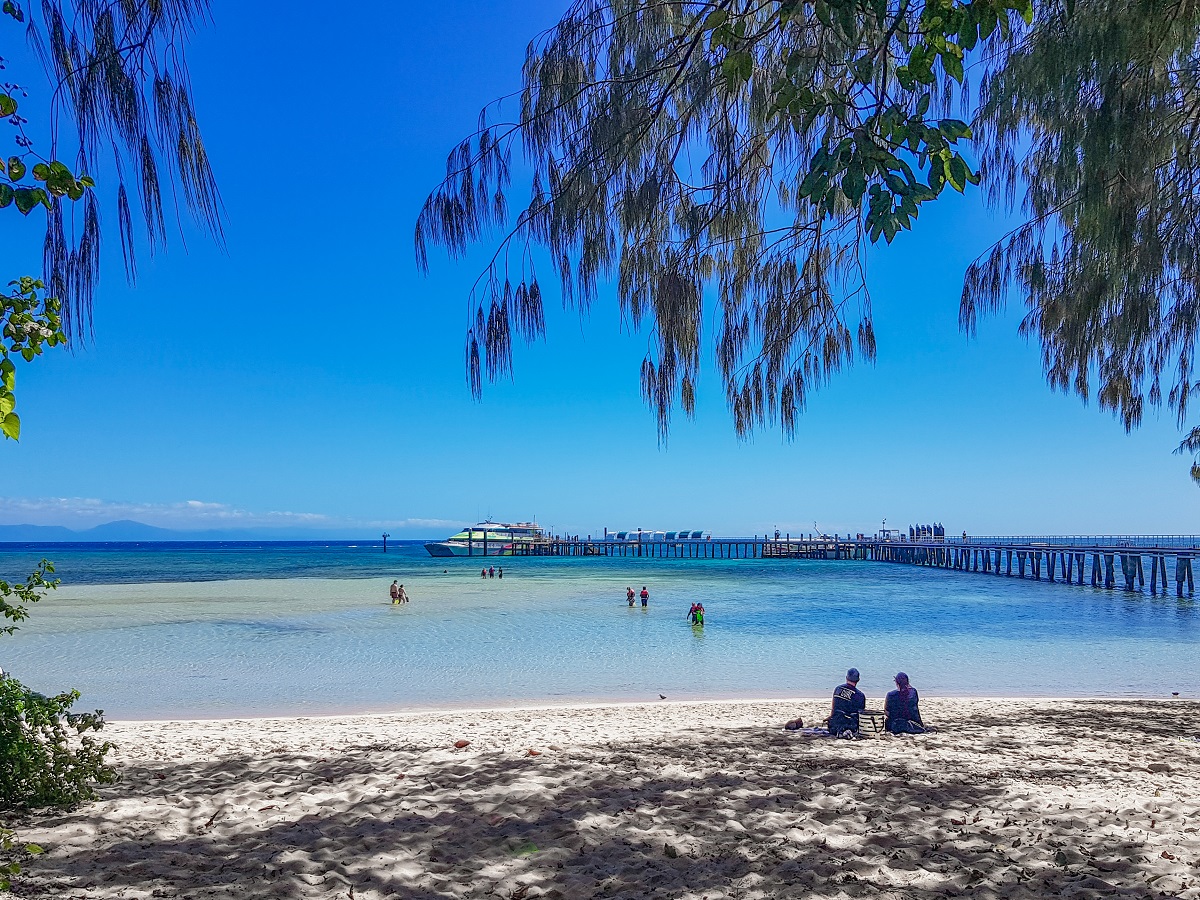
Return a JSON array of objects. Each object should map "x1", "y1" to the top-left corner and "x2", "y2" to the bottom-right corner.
[{"x1": 0, "y1": 496, "x2": 459, "y2": 533}]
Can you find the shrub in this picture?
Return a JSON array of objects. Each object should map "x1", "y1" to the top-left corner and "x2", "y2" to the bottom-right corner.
[
  {"x1": 0, "y1": 671, "x2": 117, "y2": 809},
  {"x1": 0, "y1": 826, "x2": 43, "y2": 891}
]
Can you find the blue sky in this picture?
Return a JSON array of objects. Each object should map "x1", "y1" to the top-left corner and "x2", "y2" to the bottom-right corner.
[{"x1": 1, "y1": 0, "x2": 1196, "y2": 538}]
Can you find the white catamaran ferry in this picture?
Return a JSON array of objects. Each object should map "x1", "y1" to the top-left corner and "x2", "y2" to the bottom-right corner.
[{"x1": 424, "y1": 521, "x2": 544, "y2": 557}]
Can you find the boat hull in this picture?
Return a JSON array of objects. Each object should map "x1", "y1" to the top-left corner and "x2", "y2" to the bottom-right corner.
[{"x1": 424, "y1": 541, "x2": 515, "y2": 557}]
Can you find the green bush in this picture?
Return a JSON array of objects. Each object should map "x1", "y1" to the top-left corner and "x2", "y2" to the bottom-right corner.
[
  {"x1": 0, "y1": 672, "x2": 117, "y2": 809},
  {"x1": 0, "y1": 825, "x2": 43, "y2": 891}
]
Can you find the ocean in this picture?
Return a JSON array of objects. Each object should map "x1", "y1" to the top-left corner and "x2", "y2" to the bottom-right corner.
[{"x1": 1, "y1": 540, "x2": 1196, "y2": 718}]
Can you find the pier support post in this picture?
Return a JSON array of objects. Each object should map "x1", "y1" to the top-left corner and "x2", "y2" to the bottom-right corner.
[
  {"x1": 1177, "y1": 556, "x2": 1186, "y2": 597},
  {"x1": 1104, "y1": 554, "x2": 1115, "y2": 589}
]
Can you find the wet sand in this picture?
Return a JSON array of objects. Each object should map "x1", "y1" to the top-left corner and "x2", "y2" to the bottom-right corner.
[{"x1": 5, "y1": 697, "x2": 1199, "y2": 899}]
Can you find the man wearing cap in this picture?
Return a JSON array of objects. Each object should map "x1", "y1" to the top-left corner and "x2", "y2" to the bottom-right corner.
[{"x1": 829, "y1": 668, "x2": 866, "y2": 737}]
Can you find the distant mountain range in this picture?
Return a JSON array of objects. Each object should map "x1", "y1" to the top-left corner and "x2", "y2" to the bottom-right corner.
[{"x1": 0, "y1": 519, "x2": 419, "y2": 542}]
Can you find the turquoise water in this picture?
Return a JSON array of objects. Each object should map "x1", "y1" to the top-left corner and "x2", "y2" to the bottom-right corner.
[{"x1": 1, "y1": 542, "x2": 1196, "y2": 718}]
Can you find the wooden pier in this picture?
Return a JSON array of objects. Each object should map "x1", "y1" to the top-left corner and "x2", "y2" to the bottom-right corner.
[
  {"x1": 865, "y1": 538, "x2": 1197, "y2": 597},
  {"x1": 510, "y1": 534, "x2": 1198, "y2": 597}
]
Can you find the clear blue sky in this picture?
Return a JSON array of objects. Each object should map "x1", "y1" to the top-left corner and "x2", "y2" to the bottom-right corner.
[{"x1": 1, "y1": 0, "x2": 1196, "y2": 538}]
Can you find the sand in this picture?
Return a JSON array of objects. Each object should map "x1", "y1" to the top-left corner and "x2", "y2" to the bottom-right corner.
[{"x1": 3, "y1": 698, "x2": 1199, "y2": 899}]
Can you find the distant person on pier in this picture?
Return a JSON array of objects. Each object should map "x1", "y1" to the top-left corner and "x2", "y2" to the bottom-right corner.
[
  {"x1": 884, "y1": 672, "x2": 926, "y2": 734},
  {"x1": 627, "y1": 587, "x2": 636, "y2": 607},
  {"x1": 828, "y1": 668, "x2": 866, "y2": 737},
  {"x1": 390, "y1": 580, "x2": 400, "y2": 603},
  {"x1": 640, "y1": 586, "x2": 649, "y2": 607}
]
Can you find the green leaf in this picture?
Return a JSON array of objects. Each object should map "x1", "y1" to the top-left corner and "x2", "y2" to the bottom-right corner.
[
  {"x1": 722, "y1": 50, "x2": 754, "y2": 84},
  {"x1": 24, "y1": 843, "x2": 43, "y2": 855},
  {"x1": 1, "y1": 359, "x2": 15, "y2": 390},
  {"x1": 943, "y1": 52, "x2": 964, "y2": 83},
  {"x1": 938, "y1": 118, "x2": 973, "y2": 140},
  {"x1": 7, "y1": 157, "x2": 25, "y2": 182},
  {"x1": 0, "y1": 183, "x2": 12, "y2": 208},
  {"x1": 948, "y1": 155, "x2": 968, "y2": 191},
  {"x1": 2, "y1": 0, "x2": 23, "y2": 22},
  {"x1": 842, "y1": 165, "x2": 866, "y2": 204},
  {"x1": 2, "y1": 412, "x2": 20, "y2": 441},
  {"x1": 32, "y1": 163, "x2": 49, "y2": 182},
  {"x1": 0, "y1": 394, "x2": 12, "y2": 417},
  {"x1": 0, "y1": 95, "x2": 15, "y2": 117},
  {"x1": 702, "y1": 8, "x2": 728, "y2": 29},
  {"x1": 13, "y1": 187, "x2": 48, "y2": 215}
]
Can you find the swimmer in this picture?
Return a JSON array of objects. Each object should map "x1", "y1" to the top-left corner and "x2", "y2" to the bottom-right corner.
[
  {"x1": 481, "y1": 568, "x2": 487, "y2": 578},
  {"x1": 626, "y1": 587, "x2": 636, "y2": 607},
  {"x1": 640, "y1": 586, "x2": 649, "y2": 607},
  {"x1": 397, "y1": 583, "x2": 409, "y2": 604},
  {"x1": 390, "y1": 580, "x2": 400, "y2": 604}
]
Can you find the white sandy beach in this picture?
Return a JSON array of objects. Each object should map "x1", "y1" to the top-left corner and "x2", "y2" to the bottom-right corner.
[{"x1": 4, "y1": 698, "x2": 1199, "y2": 899}]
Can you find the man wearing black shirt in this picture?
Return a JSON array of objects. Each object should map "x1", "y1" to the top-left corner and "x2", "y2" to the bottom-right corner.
[{"x1": 829, "y1": 668, "x2": 866, "y2": 737}]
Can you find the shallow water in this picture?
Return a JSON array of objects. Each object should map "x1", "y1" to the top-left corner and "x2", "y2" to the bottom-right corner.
[{"x1": 1, "y1": 542, "x2": 1195, "y2": 717}]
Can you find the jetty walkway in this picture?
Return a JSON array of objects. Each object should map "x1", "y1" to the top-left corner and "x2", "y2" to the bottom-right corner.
[{"x1": 512, "y1": 534, "x2": 1199, "y2": 597}]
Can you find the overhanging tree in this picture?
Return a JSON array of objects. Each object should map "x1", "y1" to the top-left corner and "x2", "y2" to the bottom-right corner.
[
  {"x1": 418, "y1": 0, "x2": 1200, "y2": 478},
  {"x1": 1, "y1": 0, "x2": 221, "y2": 438}
]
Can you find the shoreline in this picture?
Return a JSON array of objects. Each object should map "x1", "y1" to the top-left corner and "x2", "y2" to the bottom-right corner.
[
  {"x1": 105, "y1": 692, "x2": 1197, "y2": 725},
  {"x1": 9, "y1": 697, "x2": 1200, "y2": 899}
]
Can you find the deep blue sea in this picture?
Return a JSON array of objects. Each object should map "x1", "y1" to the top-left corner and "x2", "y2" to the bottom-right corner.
[{"x1": 1, "y1": 540, "x2": 1196, "y2": 718}]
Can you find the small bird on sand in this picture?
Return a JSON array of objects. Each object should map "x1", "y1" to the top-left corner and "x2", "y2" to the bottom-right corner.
[
  {"x1": 659, "y1": 694, "x2": 667, "y2": 700},
  {"x1": 1173, "y1": 691, "x2": 1180, "y2": 696}
]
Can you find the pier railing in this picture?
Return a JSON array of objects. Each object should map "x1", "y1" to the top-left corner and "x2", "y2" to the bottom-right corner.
[
  {"x1": 507, "y1": 533, "x2": 1199, "y2": 598},
  {"x1": 959, "y1": 534, "x2": 1200, "y2": 548}
]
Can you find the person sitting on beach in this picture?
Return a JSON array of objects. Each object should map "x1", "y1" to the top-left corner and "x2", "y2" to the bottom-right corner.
[
  {"x1": 397, "y1": 584, "x2": 409, "y2": 604},
  {"x1": 884, "y1": 672, "x2": 926, "y2": 734},
  {"x1": 828, "y1": 668, "x2": 866, "y2": 737},
  {"x1": 390, "y1": 580, "x2": 400, "y2": 604},
  {"x1": 627, "y1": 587, "x2": 636, "y2": 607},
  {"x1": 640, "y1": 586, "x2": 649, "y2": 607}
]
